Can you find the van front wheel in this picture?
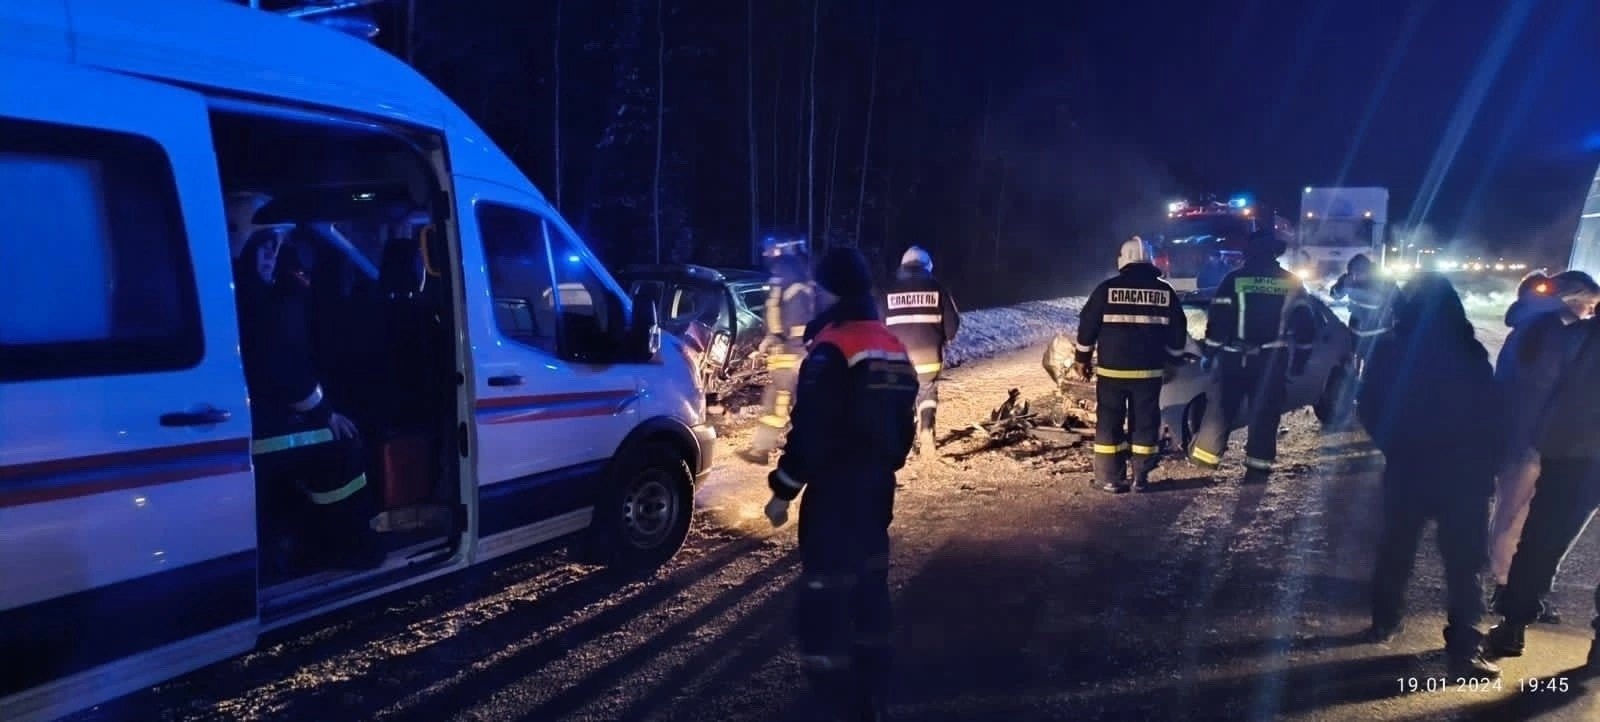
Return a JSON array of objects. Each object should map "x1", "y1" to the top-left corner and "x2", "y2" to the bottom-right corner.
[{"x1": 582, "y1": 442, "x2": 693, "y2": 572}]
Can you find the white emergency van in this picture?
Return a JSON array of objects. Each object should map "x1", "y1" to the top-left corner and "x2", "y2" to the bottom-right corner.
[{"x1": 0, "y1": 2, "x2": 715, "y2": 720}]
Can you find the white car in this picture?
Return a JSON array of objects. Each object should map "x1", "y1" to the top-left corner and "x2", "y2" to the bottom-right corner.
[{"x1": 1159, "y1": 295, "x2": 1356, "y2": 450}]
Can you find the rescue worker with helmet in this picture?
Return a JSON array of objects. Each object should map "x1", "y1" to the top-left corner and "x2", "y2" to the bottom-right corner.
[
  {"x1": 1073, "y1": 236, "x2": 1188, "y2": 493},
  {"x1": 228, "y1": 192, "x2": 381, "y2": 576},
  {"x1": 1328, "y1": 253, "x2": 1399, "y2": 367},
  {"x1": 1323, "y1": 253, "x2": 1399, "y2": 427},
  {"x1": 1189, "y1": 227, "x2": 1317, "y2": 483},
  {"x1": 742, "y1": 233, "x2": 817, "y2": 464},
  {"x1": 882, "y1": 246, "x2": 961, "y2": 459},
  {"x1": 763, "y1": 247, "x2": 919, "y2": 721}
]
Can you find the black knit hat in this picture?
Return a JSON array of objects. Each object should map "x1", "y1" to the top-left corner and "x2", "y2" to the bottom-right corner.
[{"x1": 814, "y1": 247, "x2": 875, "y2": 298}]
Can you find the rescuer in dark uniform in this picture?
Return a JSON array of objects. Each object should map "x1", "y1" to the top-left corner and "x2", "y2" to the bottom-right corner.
[
  {"x1": 764, "y1": 247, "x2": 919, "y2": 722},
  {"x1": 742, "y1": 233, "x2": 816, "y2": 464},
  {"x1": 1073, "y1": 236, "x2": 1188, "y2": 492},
  {"x1": 1188, "y1": 228, "x2": 1317, "y2": 483},
  {"x1": 882, "y1": 246, "x2": 961, "y2": 458},
  {"x1": 229, "y1": 194, "x2": 381, "y2": 576},
  {"x1": 1329, "y1": 253, "x2": 1399, "y2": 371},
  {"x1": 1324, "y1": 253, "x2": 1399, "y2": 427}
]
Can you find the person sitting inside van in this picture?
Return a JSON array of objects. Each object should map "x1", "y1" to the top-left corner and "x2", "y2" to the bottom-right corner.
[{"x1": 229, "y1": 197, "x2": 382, "y2": 576}]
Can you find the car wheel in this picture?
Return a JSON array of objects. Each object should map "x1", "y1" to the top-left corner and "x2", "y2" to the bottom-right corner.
[
  {"x1": 579, "y1": 441, "x2": 693, "y2": 572},
  {"x1": 1182, "y1": 394, "x2": 1208, "y2": 450},
  {"x1": 1313, "y1": 365, "x2": 1350, "y2": 424}
]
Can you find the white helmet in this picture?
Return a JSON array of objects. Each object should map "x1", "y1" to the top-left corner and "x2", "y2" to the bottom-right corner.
[
  {"x1": 226, "y1": 191, "x2": 295, "y2": 260},
  {"x1": 901, "y1": 246, "x2": 933, "y2": 272},
  {"x1": 1118, "y1": 236, "x2": 1155, "y2": 269}
]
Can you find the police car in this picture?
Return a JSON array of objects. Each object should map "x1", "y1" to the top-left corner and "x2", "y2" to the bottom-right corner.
[{"x1": 1159, "y1": 296, "x2": 1357, "y2": 450}]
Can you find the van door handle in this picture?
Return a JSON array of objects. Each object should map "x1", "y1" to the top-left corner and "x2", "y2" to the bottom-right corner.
[
  {"x1": 160, "y1": 408, "x2": 232, "y2": 427},
  {"x1": 487, "y1": 374, "x2": 525, "y2": 387}
]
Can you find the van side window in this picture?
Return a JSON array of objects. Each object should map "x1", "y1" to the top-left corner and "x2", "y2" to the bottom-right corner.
[
  {"x1": 545, "y1": 225, "x2": 626, "y2": 363},
  {"x1": 477, "y1": 202, "x2": 559, "y2": 353},
  {"x1": 0, "y1": 118, "x2": 203, "y2": 382}
]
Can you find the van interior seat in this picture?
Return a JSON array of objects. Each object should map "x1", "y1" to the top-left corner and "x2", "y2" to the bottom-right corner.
[{"x1": 373, "y1": 236, "x2": 443, "y2": 511}]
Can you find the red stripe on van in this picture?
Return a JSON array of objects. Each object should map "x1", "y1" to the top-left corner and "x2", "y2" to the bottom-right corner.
[
  {"x1": 474, "y1": 389, "x2": 639, "y2": 425},
  {"x1": 474, "y1": 389, "x2": 637, "y2": 411},
  {"x1": 0, "y1": 438, "x2": 252, "y2": 508}
]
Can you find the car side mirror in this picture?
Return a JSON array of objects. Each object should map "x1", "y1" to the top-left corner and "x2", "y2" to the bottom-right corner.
[{"x1": 619, "y1": 288, "x2": 660, "y2": 363}]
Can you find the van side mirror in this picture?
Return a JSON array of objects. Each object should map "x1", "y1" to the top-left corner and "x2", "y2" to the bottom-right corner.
[{"x1": 619, "y1": 289, "x2": 661, "y2": 363}]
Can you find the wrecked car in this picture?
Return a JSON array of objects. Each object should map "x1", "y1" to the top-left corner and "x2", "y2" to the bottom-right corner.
[
  {"x1": 616, "y1": 264, "x2": 772, "y2": 395},
  {"x1": 1045, "y1": 295, "x2": 1356, "y2": 451}
]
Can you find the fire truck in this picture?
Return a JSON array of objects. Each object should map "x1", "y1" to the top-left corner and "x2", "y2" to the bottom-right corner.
[{"x1": 1153, "y1": 196, "x2": 1293, "y2": 301}]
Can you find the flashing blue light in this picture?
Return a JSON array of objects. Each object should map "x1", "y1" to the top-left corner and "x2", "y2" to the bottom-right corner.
[
  {"x1": 1228, "y1": 196, "x2": 1249, "y2": 209},
  {"x1": 566, "y1": 254, "x2": 581, "y2": 263}
]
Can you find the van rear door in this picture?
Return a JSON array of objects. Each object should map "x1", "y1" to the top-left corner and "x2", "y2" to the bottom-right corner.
[{"x1": 0, "y1": 58, "x2": 257, "y2": 722}]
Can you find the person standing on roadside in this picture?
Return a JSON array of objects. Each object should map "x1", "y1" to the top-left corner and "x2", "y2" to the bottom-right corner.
[
  {"x1": 1357, "y1": 272, "x2": 1502, "y2": 679},
  {"x1": 762, "y1": 247, "x2": 919, "y2": 722}
]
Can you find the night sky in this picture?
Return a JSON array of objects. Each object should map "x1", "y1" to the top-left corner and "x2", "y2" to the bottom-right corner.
[
  {"x1": 338, "y1": 0, "x2": 1597, "y2": 302},
  {"x1": 1023, "y1": 0, "x2": 1598, "y2": 253}
]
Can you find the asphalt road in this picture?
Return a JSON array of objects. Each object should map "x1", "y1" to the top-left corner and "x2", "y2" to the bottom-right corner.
[{"x1": 68, "y1": 333, "x2": 1598, "y2": 722}]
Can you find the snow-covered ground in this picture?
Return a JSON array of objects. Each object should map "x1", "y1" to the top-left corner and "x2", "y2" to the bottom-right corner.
[{"x1": 944, "y1": 297, "x2": 1087, "y2": 369}]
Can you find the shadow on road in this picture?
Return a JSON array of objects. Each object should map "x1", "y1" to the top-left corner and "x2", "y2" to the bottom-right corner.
[
  {"x1": 296, "y1": 542, "x2": 801, "y2": 722},
  {"x1": 894, "y1": 653, "x2": 1424, "y2": 721}
]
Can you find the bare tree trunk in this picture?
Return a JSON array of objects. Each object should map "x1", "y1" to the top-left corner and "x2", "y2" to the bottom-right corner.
[
  {"x1": 746, "y1": 0, "x2": 760, "y2": 264},
  {"x1": 992, "y1": 161, "x2": 1007, "y2": 270},
  {"x1": 853, "y1": 3, "x2": 879, "y2": 247},
  {"x1": 794, "y1": 78, "x2": 804, "y2": 226},
  {"x1": 653, "y1": 0, "x2": 665, "y2": 263},
  {"x1": 822, "y1": 107, "x2": 842, "y2": 248},
  {"x1": 805, "y1": 0, "x2": 820, "y2": 250},
  {"x1": 404, "y1": 0, "x2": 416, "y2": 65},
  {"x1": 552, "y1": 0, "x2": 563, "y2": 211},
  {"x1": 771, "y1": 58, "x2": 783, "y2": 233}
]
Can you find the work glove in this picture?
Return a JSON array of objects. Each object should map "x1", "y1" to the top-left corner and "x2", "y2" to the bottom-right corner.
[
  {"x1": 1075, "y1": 362, "x2": 1095, "y2": 383},
  {"x1": 763, "y1": 494, "x2": 791, "y2": 528}
]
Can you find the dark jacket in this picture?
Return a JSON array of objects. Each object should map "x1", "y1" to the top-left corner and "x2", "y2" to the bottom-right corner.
[
  {"x1": 1203, "y1": 258, "x2": 1317, "y2": 372},
  {"x1": 882, "y1": 267, "x2": 961, "y2": 377},
  {"x1": 1075, "y1": 263, "x2": 1188, "y2": 379},
  {"x1": 1535, "y1": 317, "x2": 1600, "y2": 461},
  {"x1": 1496, "y1": 295, "x2": 1581, "y2": 456},
  {"x1": 233, "y1": 238, "x2": 331, "y2": 435},
  {"x1": 1330, "y1": 273, "x2": 1399, "y2": 337},
  {"x1": 1358, "y1": 274, "x2": 1502, "y2": 489},
  {"x1": 772, "y1": 296, "x2": 919, "y2": 501},
  {"x1": 764, "y1": 254, "x2": 815, "y2": 344}
]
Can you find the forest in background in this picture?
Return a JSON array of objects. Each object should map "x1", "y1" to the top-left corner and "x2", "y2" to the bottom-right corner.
[{"x1": 253, "y1": 0, "x2": 1224, "y2": 307}]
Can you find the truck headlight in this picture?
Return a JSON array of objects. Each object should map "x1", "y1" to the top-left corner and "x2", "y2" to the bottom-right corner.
[{"x1": 1294, "y1": 268, "x2": 1312, "y2": 280}]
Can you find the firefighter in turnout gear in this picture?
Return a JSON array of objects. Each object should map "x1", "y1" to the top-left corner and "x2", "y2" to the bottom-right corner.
[
  {"x1": 1075, "y1": 236, "x2": 1188, "y2": 492},
  {"x1": 764, "y1": 247, "x2": 919, "y2": 721},
  {"x1": 1325, "y1": 253, "x2": 1398, "y2": 427},
  {"x1": 742, "y1": 233, "x2": 817, "y2": 464},
  {"x1": 883, "y1": 246, "x2": 961, "y2": 458},
  {"x1": 1188, "y1": 228, "x2": 1317, "y2": 483},
  {"x1": 1328, "y1": 253, "x2": 1398, "y2": 369},
  {"x1": 227, "y1": 193, "x2": 381, "y2": 577}
]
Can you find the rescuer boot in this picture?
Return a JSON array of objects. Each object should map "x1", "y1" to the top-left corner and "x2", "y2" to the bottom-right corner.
[
  {"x1": 1447, "y1": 652, "x2": 1502, "y2": 680},
  {"x1": 1485, "y1": 623, "x2": 1526, "y2": 658}
]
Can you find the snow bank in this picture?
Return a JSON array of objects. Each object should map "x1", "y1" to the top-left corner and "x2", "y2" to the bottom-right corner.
[{"x1": 945, "y1": 297, "x2": 1087, "y2": 368}]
